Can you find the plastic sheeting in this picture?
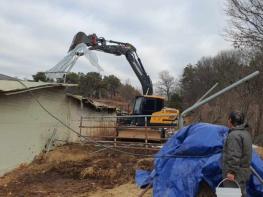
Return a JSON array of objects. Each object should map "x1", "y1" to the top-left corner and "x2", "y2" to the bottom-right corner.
[
  {"x1": 46, "y1": 43, "x2": 103, "y2": 80},
  {"x1": 136, "y1": 123, "x2": 263, "y2": 197}
]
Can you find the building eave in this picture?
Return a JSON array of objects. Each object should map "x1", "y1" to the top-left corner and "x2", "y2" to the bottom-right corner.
[{"x1": 0, "y1": 80, "x2": 77, "y2": 95}]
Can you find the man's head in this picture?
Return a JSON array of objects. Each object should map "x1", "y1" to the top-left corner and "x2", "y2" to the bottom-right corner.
[{"x1": 228, "y1": 111, "x2": 245, "y2": 128}]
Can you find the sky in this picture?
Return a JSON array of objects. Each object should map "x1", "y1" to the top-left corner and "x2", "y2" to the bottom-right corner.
[{"x1": 0, "y1": 0, "x2": 232, "y2": 89}]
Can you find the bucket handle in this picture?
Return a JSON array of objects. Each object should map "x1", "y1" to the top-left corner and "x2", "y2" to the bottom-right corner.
[{"x1": 217, "y1": 178, "x2": 241, "y2": 189}]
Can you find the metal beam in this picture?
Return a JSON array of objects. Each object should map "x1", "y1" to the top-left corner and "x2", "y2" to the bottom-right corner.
[
  {"x1": 195, "y1": 82, "x2": 218, "y2": 104},
  {"x1": 250, "y1": 166, "x2": 263, "y2": 185},
  {"x1": 179, "y1": 71, "x2": 260, "y2": 128}
]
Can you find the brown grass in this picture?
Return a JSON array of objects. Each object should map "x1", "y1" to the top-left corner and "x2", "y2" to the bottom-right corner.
[{"x1": 0, "y1": 144, "x2": 155, "y2": 197}]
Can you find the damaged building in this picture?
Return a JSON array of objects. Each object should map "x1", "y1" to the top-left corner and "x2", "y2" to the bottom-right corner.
[{"x1": 0, "y1": 74, "x2": 116, "y2": 175}]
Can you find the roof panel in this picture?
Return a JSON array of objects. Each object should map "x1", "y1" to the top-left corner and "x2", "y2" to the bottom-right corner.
[
  {"x1": 0, "y1": 80, "x2": 77, "y2": 94},
  {"x1": 67, "y1": 94, "x2": 116, "y2": 110},
  {"x1": 0, "y1": 74, "x2": 17, "y2": 81}
]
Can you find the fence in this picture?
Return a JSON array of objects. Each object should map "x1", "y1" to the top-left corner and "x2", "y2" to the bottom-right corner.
[{"x1": 79, "y1": 114, "x2": 178, "y2": 149}]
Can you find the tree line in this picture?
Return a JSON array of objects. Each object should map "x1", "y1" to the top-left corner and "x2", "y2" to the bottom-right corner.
[
  {"x1": 176, "y1": 0, "x2": 263, "y2": 145},
  {"x1": 179, "y1": 50, "x2": 262, "y2": 142},
  {"x1": 157, "y1": 0, "x2": 263, "y2": 144},
  {"x1": 32, "y1": 72, "x2": 140, "y2": 103}
]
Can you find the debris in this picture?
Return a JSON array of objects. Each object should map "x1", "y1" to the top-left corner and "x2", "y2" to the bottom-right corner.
[{"x1": 0, "y1": 144, "x2": 156, "y2": 196}]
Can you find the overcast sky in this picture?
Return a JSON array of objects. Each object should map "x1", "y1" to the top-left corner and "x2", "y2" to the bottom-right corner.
[{"x1": 0, "y1": 0, "x2": 232, "y2": 89}]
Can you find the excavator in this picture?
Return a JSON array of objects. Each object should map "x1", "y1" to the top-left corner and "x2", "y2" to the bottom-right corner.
[{"x1": 68, "y1": 32, "x2": 179, "y2": 126}]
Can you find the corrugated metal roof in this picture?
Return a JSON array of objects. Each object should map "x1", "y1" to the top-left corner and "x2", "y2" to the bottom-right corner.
[
  {"x1": 0, "y1": 80, "x2": 77, "y2": 95},
  {"x1": 67, "y1": 93, "x2": 116, "y2": 110},
  {"x1": 66, "y1": 93, "x2": 85, "y2": 101},
  {"x1": 86, "y1": 98, "x2": 116, "y2": 110}
]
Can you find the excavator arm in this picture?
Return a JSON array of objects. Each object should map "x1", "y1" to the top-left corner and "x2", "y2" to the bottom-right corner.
[{"x1": 68, "y1": 32, "x2": 153, "y2": 95}]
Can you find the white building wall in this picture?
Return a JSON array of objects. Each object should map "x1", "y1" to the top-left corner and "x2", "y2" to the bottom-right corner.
[{"x1": 0, "y1": 87, "x2": 95, "y2": 175}]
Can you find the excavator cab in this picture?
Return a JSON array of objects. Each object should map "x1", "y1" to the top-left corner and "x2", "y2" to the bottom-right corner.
[
  {"x1": 132, "y1": 95, "x2": 179, "y2": 126},
  {"x1": 133, "y1": 95, "x2": 164, "y2": 116},
  {"x1": 132, "y1": 95, "x2": 163, "y2": 125}
]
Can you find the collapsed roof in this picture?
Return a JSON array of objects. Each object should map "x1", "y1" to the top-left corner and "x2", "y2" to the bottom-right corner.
[{"x1": 66, "y1": 93, "x2": 116, "y2": 111}]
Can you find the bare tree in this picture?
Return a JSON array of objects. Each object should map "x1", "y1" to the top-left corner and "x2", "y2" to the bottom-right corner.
[
  {"x1": 179, "y1": 48, "x2": 263, "y2": 144},
  {"x1": 156, "y1": 70, "x2": 177, "y2": 101},
  {"x1": 225, "y1": 0, "x2": 263, "y2": 49}
]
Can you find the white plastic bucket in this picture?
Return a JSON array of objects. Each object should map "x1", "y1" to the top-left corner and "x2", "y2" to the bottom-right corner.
[{"x1": 216, "y1": 178, "x2": 242, "y2": 197}]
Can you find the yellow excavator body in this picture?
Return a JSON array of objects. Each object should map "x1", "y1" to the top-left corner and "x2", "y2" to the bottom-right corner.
[{"x1": 150, "y1": 107, "x2": 179, "y2": 125}]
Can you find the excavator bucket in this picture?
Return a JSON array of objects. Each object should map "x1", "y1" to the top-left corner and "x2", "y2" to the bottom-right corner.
[{"x1": 68, "y1": 32, "x2": 89, "y2": 52}]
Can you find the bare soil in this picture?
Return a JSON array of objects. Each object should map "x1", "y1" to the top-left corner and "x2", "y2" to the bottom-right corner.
[
  {"x1": 1, "y1": 144, "x2": 261, "y2": 197},
  {"x1": 0, "y1": 144, "x2": 155, "y2": 197}
]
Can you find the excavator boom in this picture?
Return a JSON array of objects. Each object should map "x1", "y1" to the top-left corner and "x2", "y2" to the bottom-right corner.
[
  {"x1": 69, "y1": 32, "x2": 153, "y2": 95},
  {"x1": 68, "y1": 32, "x2": 179, "y2": 127}
]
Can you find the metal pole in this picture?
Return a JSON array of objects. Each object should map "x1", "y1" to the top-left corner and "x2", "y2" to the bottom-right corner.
[
  {"x1": 179, "y1": 71, "x2": 260, "y2": 128},
  {"x1": 63, "y1": 73, "x2": 67, "y2": 83},
  {"x1": 195, "y1": 82, "x2": 218, "y2": 104},
  {"x1": 138, "y1": 183, "x2": 152, "y2": 197},
  {"x1": 79, "y1": 116, "x2": 83, "y2": 137},
  {"x1": 250, "y1": 166, "x2": 263, "y2": 185},
  {"x1": 45, "y1": 129, "x2": 57, "y2": 153}
]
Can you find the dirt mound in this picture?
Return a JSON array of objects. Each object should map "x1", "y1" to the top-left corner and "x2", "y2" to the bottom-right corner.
[
  {"x1": 136, "y1": 158, "x2": 154, "y2": 171},
  {"x1": 89, "y1": 182, "x2": 152, "y2": 197},
  {"x1": 0, "y1": 144, "x2": 155, "y2": 197},
  {"x1": 80, "y1": 159, "x2": 122, "y2": 179}
]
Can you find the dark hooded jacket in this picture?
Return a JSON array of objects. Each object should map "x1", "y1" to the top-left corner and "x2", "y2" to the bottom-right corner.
[{"x1": 222, "y1": 124, "x2": 252, "y2": 182}]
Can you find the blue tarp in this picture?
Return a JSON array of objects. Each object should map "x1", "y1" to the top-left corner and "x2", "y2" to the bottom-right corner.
[{"x1": 136, "y1": 123, "x2": 263, "y2": 197}]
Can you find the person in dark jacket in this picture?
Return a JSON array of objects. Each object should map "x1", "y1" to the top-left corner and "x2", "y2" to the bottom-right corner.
[{"x1": 222, "y1": 111, "x2": 252, "y2": 197}]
